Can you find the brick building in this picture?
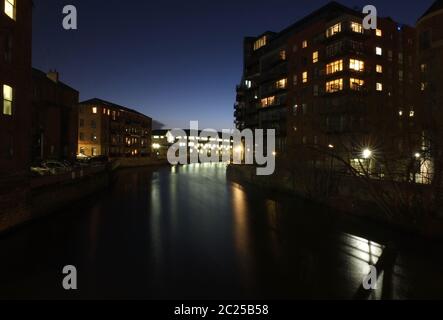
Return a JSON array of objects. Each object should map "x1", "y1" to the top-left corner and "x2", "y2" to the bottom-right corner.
[
  {"x1": 235, "y1": 2, "x2": 421, "y2": 178},
  {"x1": 0, "y1": 0, "x2": 32, "y2": 178},
  {"x1": 417, "y1": 0, "x2": 443, "y2": 187},
  {"x1": 32, "y1": 68, "x2": 79, "y2": 163},
  {"x1": 0, "y1": 0, "x2": 33, "y2": 222},
  {"x1": 78, "y1": 98, "x2": 152, "y2": 158}
]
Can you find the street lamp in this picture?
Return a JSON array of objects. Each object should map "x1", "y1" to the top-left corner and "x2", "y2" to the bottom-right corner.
[{"x1": 362, "y1": 148, "x2": 372, "y2": 159}]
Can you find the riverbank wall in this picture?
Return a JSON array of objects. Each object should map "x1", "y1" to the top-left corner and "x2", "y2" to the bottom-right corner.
[
  {"x1": 112, "y1": 157, "x2": 169, "y2": 170},
  {"x1": 0, "y1": 165, "x2": 110, "y2": 235},
  {"x1": 227, "y1": 164, "x2": 443, "y2": 238}
]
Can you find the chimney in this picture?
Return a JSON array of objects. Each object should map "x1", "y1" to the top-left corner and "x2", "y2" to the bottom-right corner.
[{"x1": 47, "y1": 69, "x2": 59, "y2": 83}]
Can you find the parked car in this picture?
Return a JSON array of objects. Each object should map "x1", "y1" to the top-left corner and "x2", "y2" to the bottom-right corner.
[
  {"x1": 30, "y1": 166, "x2": 51, "y2": 177},
  {"x1": 41, "y1": 160, "x2": 72, "y2": 175}
]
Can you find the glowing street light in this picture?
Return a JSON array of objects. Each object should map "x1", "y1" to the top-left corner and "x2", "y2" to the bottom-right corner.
[
  {"x1": 152, "y1": 143, "x2": 161, "y2": 150},
  {"x1": 362, "y1": 148, "x2": 372, "y2": 159},
  {"x1": 415, "y1": 153, "x2": 421, "y2": 159}
]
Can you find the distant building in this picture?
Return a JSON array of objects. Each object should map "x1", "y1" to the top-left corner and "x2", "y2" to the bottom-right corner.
[
  {"x1": 235, "y1": 2, "x2": 420, "y2": 178},
  {"x1": 78, "y1": 98, "x2": 152, "y2": 158},
  {"x1": 152, "y1": 129, "x2": 234, "y2": 161},
  {"x1": 0, "y1": 0, "x2": 33, "y2": 178},
  {"x1": 32, "y1": 69, "x2": 79, "y2": 163},
  {"x1": 417, "y1": 0, "x2": 443, "y2": 186}
]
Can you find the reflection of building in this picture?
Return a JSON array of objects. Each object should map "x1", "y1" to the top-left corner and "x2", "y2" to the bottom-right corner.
[
  {"x1": 0, "y1": 0, "x2": 32, "y2": 178},
  {"x1": 417, "y1": 0, "x2": 443, "y2": 185},
  {"x1": 78, "y1": 99, "x2": 152, "y2": 158},
  {"x1": 32, "y1": 69, "x2": 79, "y2": 163},
  {"x1": 152, "y1": 129, "x2": 234, "y2": 161}
]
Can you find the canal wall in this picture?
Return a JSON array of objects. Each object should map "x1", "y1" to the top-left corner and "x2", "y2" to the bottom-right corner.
[
  {"x1": 112, "y1": 157, "x2": 169, "y2": 170},
  {"x1": 227, "y1": 164, "x2": 443, "y2": 238},
  {"x1": 0, "y1": 166, "x2": 110, "y2": 235}
]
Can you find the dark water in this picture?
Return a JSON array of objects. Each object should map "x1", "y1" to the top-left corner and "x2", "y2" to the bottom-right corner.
[{"x1": 0, "y1": 164, "x2": 442, "y2": 299}]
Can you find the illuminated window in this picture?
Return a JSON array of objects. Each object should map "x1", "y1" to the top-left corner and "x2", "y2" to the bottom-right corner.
[
  {"x1": 326, "y1": 23, "x2": 342, "y2": 38},
  {"x1": 302, "y1": 71, "x2": 308, "y2": 83},
  {"x1": 4, "y1": 0, "x2": 16, "y2": 20},
  {"x1": 351, "y1": 22, "x2": 363, "y2": 34},
  {"x1": 326, "y1": 79, "x2": 343, "y2": 93},
  {"x1": 103, "y1": 108, "x2": 106, "y2": 115},
  {"x1": 92, "y1": 107, "x2": 97, "y2": 114},
  {"x1": 349, "y1": 59, "x2": 364, "y2": 72},
  {"x1": 280, "y1": 50, "x2": 286, "y2": 61},
  {"x1": 253, "y1": 36, "x2": 267, "y2": 51},
  {"x1": 376, "y1": 29, "x2": 382, "y2": 37},
  {"x1": 421, "y1": 82, "x2": 427, "y2": 91},
  {"x1": 326, "y1": 60, "x2": 343, "y2": 75},
  {"x1": 410, "y1": 110, "x2": 415, "y2": 118},
  {"x1": 420, "y1": 64, "x2": 427, "y2": 73},
  {"x1": 350, "y1": 78, "x2": 364, "y2": 90},
  {"x1": 302, "y1": 40, "x2": 308, "y2": 48},
  {"x1": 313, "y1": 51, "x2": 319, "y2": 63},
  {"x1": 2, "y1": 84, "x2": 13, "y2": 115},
  {"x1": 376, "y1": 83, "x2": 383, "y2": 91},
  {"x1": 276, "y1": 78, "x2": 287, "y2": 89},
  {"x1": 376, "y1": 65, "x2": 383, "y2": 73},
  {"x1": 376, "y1": 47, "x2": 383, "y2": 56},
  {"x1": 261, "y1": 96, "x2": 275, "y2": 107}
]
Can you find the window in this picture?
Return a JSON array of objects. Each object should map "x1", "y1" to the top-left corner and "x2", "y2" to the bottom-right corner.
[
  {"x1": 302, "y1": 71, "x2": 308, "y2": 83},
  {"x1": 399, "y1": 70, "x2": 404, "y2": 81},
  {"x1": 351, "y1": 22, "x2": 363, "y2": 34},
  {"x1": 420, "y1": 64, "x2": 427, "y2": 73},
  {"x1": 350, "y1": 78, "x2": 364, "y2": 90},
  {"x1": 293, "y1": 75, "x2": 298, "y2": 86},
  {"x1": 79, "y1": 119, "x2": 84, "y2": 127},
  {"x1": 376, "y1": 83, "x2": 383, "y2": 91},
  {"x1": 92, "y1": 107, "x2": 97, "y2": 114},
  {"x1": 280, "y1": 50, "x2": 286, "y2": 61},
  {"x1": 376, "y1": 47, "x2": 383, "y2": 56},
  {"x1": 92, "y1": 148, "x2": 97, "y2": 157},
  {"x1": 313, "y1": 85, "x2": 319, "y2": 96},
  {"x1": 261, "y1": 96, "x2": 275, "y2": 107},
  {"x1": 376, "y1": 29, "x2": 383, "y2": 37},
  {"x1": 276, "y1": 78, "x2": 287, "y2": 89},
  {"x1": 79, "y1": 133, "x2": 85, "y2": 141},
  {"x1": 302, "y1": 40, "x2": 308, "y2": 48},
  {"x1": 3, "y1": 84, "x2": 13, "y2": 115},
  {"x1": 312, "y1": 51, "x2": 319, "y2": 63},
  {"x1": 4, "y1": 0, "x2": 16, "y2": 20},
  {"x1": 376, "y1": 65, "x2": 383, "y2": 73},
  {"x1": 326, "y1": 23, "x2": 342, "y2": 38},
  {"x1": 409, "y1": 110, "x2": 415, "y2": 118},
  {"x1": 326, "y1": 60, "x2": 343, "y2": 74},
  {"x1": 4, "y1": 34, "x2": 12, "y2": 63},
  {"x1": 91, "y1": 120, "x2": 97, "y2": 128},
  {"x1": 326, "y1": 79, "x2": 343, "y2": 93},
  {"x1": 349, "y1": 59, "x2": 364, "y2": 72},
  {"x1": 253, "y1": 36, "x2": 267, "y2": 51}
]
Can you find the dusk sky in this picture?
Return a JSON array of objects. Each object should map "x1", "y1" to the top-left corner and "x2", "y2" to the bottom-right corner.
[{"x1": 33, "y1": 0, "x2": 434, "y2": 130}]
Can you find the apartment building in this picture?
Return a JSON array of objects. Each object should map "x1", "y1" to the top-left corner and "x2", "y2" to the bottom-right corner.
[
  {"x1": 235, "y1": 31, "x2": 289, "y2": 153},
  {"x1": 78, "y1": 98, "x2": 152, "y2": 158},
  {"x1": 32, "y1": 69, "x2": 79, "y2": 163},
  {"x1": 0, "y1": 0, "x2": 32, "y2": 178},
  {"x1": 235, "y1": 2, "x2": 420, "y2": 177}
]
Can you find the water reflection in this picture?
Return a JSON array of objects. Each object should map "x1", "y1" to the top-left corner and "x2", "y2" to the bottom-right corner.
[{"x1": 0, "y1": 164, "x2": 442, "y2": 299}]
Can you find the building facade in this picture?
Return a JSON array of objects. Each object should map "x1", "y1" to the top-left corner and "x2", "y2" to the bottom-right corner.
[
  {"x1": 235, "y1": 2, "x2": 421, "y2": 179},
  {"x1": 0, "y1": 0, "x2": 33, "y2": 222},
  {"x1": 0, "y1": 0, "x2": 32, "y2": 178},
  {"x1": 32, "y1": 69, "x2": 79, "y2": 163},
  {"x1": 417, "y1": 0, "x2": 443, "y2": 186},
  {"x1": 78, "y1": 98, "x2": 152, "y2": 158}
]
